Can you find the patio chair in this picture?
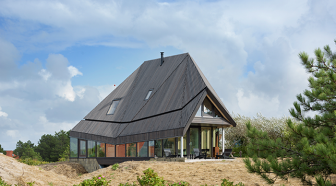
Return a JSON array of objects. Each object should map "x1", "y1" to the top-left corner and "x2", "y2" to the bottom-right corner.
[
  {"x1": 193, "y1": 148, "x2": 206, "y2": 159},
  {"x1": 216, "y1": 149, "x2": 235, "y2": 159},
  {"x1": 164, "y1": 149, "x2": 178, "y2": 158}
]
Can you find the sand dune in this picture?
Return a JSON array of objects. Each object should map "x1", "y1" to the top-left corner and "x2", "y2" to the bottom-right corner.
[{"x1": 0, "y1": 154, "x2": 312, "y2": 185}]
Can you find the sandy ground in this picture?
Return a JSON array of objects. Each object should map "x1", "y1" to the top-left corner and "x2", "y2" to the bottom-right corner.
[{"x1": 0, "y1": 154, "x2": 330, "y2": 186}]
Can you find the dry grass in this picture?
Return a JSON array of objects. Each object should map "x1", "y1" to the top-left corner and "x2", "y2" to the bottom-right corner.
[{"x1": 0, "y1": 154, "x2": 325, "y2": 186}]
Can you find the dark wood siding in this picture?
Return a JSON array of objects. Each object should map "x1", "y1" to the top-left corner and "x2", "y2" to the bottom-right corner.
[{"x1": 71, "y1": 53, "x2": 237, "y2": 145}]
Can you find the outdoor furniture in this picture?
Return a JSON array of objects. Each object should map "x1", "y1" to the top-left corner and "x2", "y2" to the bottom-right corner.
[
  {"x1": 201, "y1": 149, "x2": 210, "y2": 159},
  {"x1": 193, "y1": 148, "x2": 206, "y2": 159},
  {"x1": 216, "y1": 149, "x2": 235, "y2": 159},
  {"x1": 164, "y1": 149, "x2": 178, "y2": 158}
]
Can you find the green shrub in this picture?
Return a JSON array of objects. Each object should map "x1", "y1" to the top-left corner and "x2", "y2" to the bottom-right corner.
[
  {"x1": 169, "y1": 181, "x2": 190, "y2": 186},
  {"x1": 74, "y1": 174, "x2": 111, "y2": 186},
  {"x1": 0, "y1": 177, "x2": 11, "y2": 186},
  {"x1": 137, "y1": 168, "x2": 166, "y2": 186},
  {"x1": 111, "y1": 163, "x2": 119, "y2": 170},
  {"x1": 220, "y1": 179, "x2": 244, "y2": 186},
  {"x1": 18, "y1": 158, "x2": 49, "y2": 166}
]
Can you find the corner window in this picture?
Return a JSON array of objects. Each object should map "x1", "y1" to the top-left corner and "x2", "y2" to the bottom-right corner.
[
  {"x1": 107, "y1": 100, "x2": 120, "y2": 115},
  {"x1": 145, "y1": 90, "x2": 153, "y2": 100},
  {"x1": 70, "y1": 137, "x2": 78, "y2": 158}
]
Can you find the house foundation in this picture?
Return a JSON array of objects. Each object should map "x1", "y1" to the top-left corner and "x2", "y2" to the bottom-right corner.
[{"x1": 69, "y1": 158, "x2": 101, "y2": 173}]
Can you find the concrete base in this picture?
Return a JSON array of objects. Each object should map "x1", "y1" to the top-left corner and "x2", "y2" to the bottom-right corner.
[
  {"x1": 69, "y1": 158, "x2": 101, "y2": 173},
  {"x1": 150, "y1": 157, "x2": 187, "y2": 162}
]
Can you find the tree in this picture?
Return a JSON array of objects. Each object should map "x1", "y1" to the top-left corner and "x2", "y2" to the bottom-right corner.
[
  {"x1": 20, "y1": 147, "x2": 43, "y2": 161},
  {"x1": 244, "y1": 40, "x2": 336, "y2": 185},
  {"x1": 223, "y1": 113, "x2": 290, "y2": 156},
  {"x1": 35, "y1": 130, "x2": 69, "y2": 162},
  {"x1": 13, "y1": 140, "x2": 35, "y2": 157},
  {"x1": 0, "y1": 144, "x2": 6, "y2": 155}
]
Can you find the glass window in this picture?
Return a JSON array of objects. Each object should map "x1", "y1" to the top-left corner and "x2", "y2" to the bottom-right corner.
[
  {"x1": 178, "y1": 135, "x2": 187, "y2": 156},
  {"x1": 79, "y1": 140, "x2": 86, "y2": 157},
  {"x1": 88, "y1": 140, "x2": 96, "y2": 157},
  {"x1": 148, "y1": 141, "x2": 154, "y2": 157},
  {"x1": 190, "y1": 128, "x2": 199, "y2": 155},
  {"x1": 70, "y1": 137, "x2": 78, "y2": 158},
  {"x1": 154, "y1": 140, "x2": 162, "y2": 157},
  {"x1": 203, "y1": 98, "x2": 213, "y2": 117},
  {"x1": 106, "y1": 144, "x2": 115, "y2": 157},
  {"x1": 195, "y1": 105, "x2": 202, "y2": 117},
  {"x1": 163, "y1": 138, "x2": 175, "y2": 157},
  {"x1": 107, "y1": 100, "x2": 120, "y2": 115},
  {"x1": 97, "y1": 142, "x2": 105, "y2": 157},
  {"x1": 137, "y1": 142, "x2": 148, "y2": 157},
  {"x1": 145, "y1": 90, "x2": 153, "y2": 100},
  {"x1": 116, "y1": 144, "x2": 125, "y2": 157},
  {"x1": 201, "y1": 127, "x2": 211, "y2": 157},
  {"x1": 215, "y1": 107, "x2": 221, "y2": 118},
  {"x1": 126, "y1": 143, "x2": 136, "y2": 157}
]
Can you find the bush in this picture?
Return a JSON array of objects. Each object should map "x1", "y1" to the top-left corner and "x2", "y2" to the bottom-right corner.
[
  {"x1": 223, "y1": 113, "x2": 293, "y2": 153},
  {"x1": 0, "y1": 177, "x2": 11, "y2": 186},
  {"x1": 111, "y1": 163, "x2": 119, "y2": 170},
  {"x1": 137, "y1": 168, "x2": 166, "y2": 185},
  {"x1": 18, "y1": 158, "x2": 49, "y2": 166},
  {"x1": 74, "y1": 174, "x2": 111, "y2": 186}
]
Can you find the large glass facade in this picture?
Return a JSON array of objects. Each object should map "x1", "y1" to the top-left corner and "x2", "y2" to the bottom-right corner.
[
  {"x1": 79, "y1": 140, "x2": 86, "y2": 158},
  {"x1": 126, "y1": 143, "x2": 136, "y2": 157},
  {"x1": 149, "y1": 141, "x2": 154, "y2": 157},
  {"x1": 116, "y1": 144, "x2": 125, "y2": 157},
  {"x1": 178, "y1": 134, "x2": 187, "y2": 156},
  {"x1": 154, "y1": 140, "x2": 162, "y2": 157},
  {"x1": 97, "y1": 142, "x2": 105, "y2": 157},
  {"x1": 88, "y1": 140, "x2": 96, "y2": 157},
  {"x1": 163, "y1": 138, "x2": 175, "y2": 157},
  {"x1": 190, "y1": 128, "x2": 199, "y2": 155},
  {"x1": 137, "y1": 142, "x2": 148, "y2": 157},
  {"x1": 203, "y1": 98, "x2": 213, "y2": 117},
  {"x1": 70, "y1": 137, "x2": 78, "y2": 158},
  {"x1": 201, "y1": 127, "x2": 211, "y2": 157},
  {"x1": 106, "y1": 144, "x2": 115, "y2": 157}
]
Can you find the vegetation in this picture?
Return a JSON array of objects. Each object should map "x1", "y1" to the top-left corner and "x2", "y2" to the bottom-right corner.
[
  {"x1": 118, "y1": 168, "x2": 244, "y2": 186},
  {"x1": 17, "y1": 158, "x2": 49, "y2": 166},
  {"x1": 34, "y1": 130, "x2": 69, "y2": 162},
  {"x1": 111, "y1": 163, "x2": 119, "y2": 170},
  {"x1": 74, "y1": 175, "x2": 111, "y2": 186},
  {"x1": 0, "y1": 177, "x2": 11, "y2": 186},
  {"x1": 223, "y1": 113, "x2": 291, "y2": 156},
  {"x1": 243, "y1": 40, "x2": 336, "y2": 185},
  {"x1": 0, "y1": 144, "x2": 6, "y2": 155},
  {"x1": 12, "y1": 130, "x2": 69, "y2": 163}
]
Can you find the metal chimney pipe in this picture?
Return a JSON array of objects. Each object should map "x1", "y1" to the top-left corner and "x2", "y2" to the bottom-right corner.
[{"x1": 160, "y1": 52, "x2": 164, "y2": 66}]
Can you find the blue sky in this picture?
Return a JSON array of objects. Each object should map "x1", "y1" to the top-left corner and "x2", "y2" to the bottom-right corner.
[{"x1": 0, "y1": 0, "x2": 335, "y2": 150}]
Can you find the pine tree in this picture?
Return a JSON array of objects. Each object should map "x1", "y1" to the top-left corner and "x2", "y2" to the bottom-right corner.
[{"x1": 244, "y1": 40, "x2": 336, "y2": 185}]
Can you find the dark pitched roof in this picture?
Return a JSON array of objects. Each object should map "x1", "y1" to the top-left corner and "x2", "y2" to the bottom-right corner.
[{"x1": 70, "y1": 53, "x2": 236, "y2": 144}]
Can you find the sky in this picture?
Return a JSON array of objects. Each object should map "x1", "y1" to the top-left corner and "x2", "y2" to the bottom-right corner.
[{"x1": 0, "y1": 0, "x2": 335, "y2": 150}]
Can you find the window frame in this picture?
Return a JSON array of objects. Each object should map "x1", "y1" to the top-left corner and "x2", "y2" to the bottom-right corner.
[
  {"x1": 144, "y1": 89, "x2": 154, "y2": 101},
  {"x1": 107, "y1": 99, "x2": 121, "y2": 115}
]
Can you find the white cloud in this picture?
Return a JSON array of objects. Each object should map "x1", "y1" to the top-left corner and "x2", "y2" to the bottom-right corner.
[
  {"x1": 68, "y1": 66, "x2": 83, "y2": 77},
  {"x1": 6, "y1": 130, "x2": 19, "y2": 138},
  {"x1": 0, "y1": 107, "x2": 8, "y2": 118},
  {"x1": 236, "y1": 89, "x2": 280, "y2": 116},
  {"x1": 38, "y1": 69, "x2": 51, "y2": 81},
  {"x1": 0, "y1": 0, "x2": 335, "y2": 150}
]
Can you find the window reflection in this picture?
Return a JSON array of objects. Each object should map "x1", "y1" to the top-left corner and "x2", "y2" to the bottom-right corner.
[
  {"x1": 137, "y1": 142, "x2": 148, "y2": 157},
  {"x1": 106, "y1": 144, "x2": 115, "y2": 157}
]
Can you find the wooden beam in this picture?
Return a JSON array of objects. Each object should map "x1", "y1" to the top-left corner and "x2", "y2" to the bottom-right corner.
[{"x1": 206, "y1": 95, "x2": 232, "y2": 127}]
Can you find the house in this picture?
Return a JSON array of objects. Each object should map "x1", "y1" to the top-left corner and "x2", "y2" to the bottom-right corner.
[
  {"x1": 69, "y1": 53, "x2": 237, "y2": 169},
  {"x1": 5, "y1": 150, "x2": 19, "y2": 159}
]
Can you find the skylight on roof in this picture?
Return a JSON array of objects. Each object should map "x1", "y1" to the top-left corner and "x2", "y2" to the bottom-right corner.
[
  {"x1": 145, "y1": 90, "x2": 153, "y2": 100},
  {"x1": 107, "y1": 100, "x2": 120, "y2": 115}
]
